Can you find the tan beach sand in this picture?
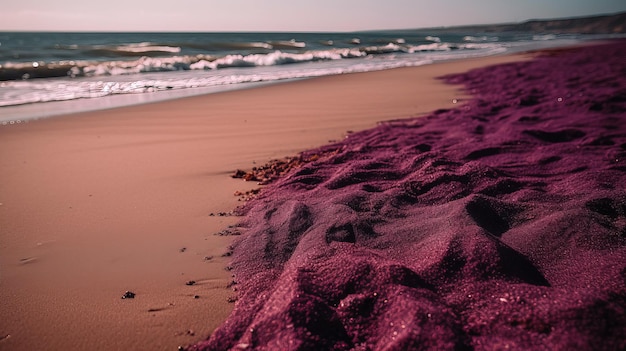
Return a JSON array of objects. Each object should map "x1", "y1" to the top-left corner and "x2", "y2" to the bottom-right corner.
[{"x1": 0, "y1": 54, "x2": 526, "y2": 351}]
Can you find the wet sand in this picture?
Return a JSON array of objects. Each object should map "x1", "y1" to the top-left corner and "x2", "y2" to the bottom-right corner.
[{"x1": 0, "y1": 54, "x2": 526, "y2": 350}]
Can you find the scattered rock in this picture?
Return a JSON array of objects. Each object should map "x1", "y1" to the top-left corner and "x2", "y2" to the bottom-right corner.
[
  {"x1": 234, "y1": 188, "x2": 261, "y2": 201},
  {"x1": 121, "y1": 291, "x2": 135, "y2": 299},
  {"x1": 215, "y1": 227, "x2": 242, "y2": 236},
  {"x1": 221, "y1": 245, "x2": 235, "y2": 257},
  {"x1": 194, "y1": 295, "x2": 200, "y2": 299},
  {"x1": 209, "y1": 211, "x2": 232, "y2": 217},
  {"x1": 185, "y1": 280, "x2": 196, "y2": 286},
  {"x1": 231, "y1": 169, "x2": 247, "y2": 179},
  {"x1": 230, "y1": 149, "x2": 340, "y2": 187},
  {"x1": 179, "y1": 247, "x2": 187, "y2": 253}
]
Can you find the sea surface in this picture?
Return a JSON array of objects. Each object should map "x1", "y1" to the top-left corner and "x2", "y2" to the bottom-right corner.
[{"x1": 0, "y1": 30, "x2": 618, "y2": 122}]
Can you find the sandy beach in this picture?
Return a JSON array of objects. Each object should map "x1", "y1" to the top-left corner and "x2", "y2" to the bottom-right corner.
[
  {"x1": 193, "y1": 41, "x2": 626, "y2": 351},
  {"x1": 0, "y1": 54, "x2": 527, "y2": 350}
]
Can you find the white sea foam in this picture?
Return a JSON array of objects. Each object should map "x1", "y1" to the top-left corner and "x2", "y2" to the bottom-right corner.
[
  {"x1": 0, "y1": 51, "x2": 433, "y2": 109},
  {"x1": 463, "y1": 36, "x2": 499, "y2": 42},
  {"x1": 0, "y1": 39, "x2": 510, "y2": 82},
  {"x1": 0, "y1": 33, "x2": 591, "y2": 120},
  {"x1": 532, "y1": 34, "x2": 557, "y2": 41},
  {"x1": 114, "y1": 42, "x2": 182, "y2": 53},
  {"x1": 267, "y1": 40, "x2": 306, "y2": 49},
  {"x1": 0, "y1": 39, "x2": 510, "y2": 111}
]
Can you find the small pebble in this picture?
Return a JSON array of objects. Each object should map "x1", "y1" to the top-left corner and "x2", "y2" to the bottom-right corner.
[
  {"x1": 122, "y1": 291, "x2": 135, "y2": 299},
  {"x1": 185, "y1": 280, "x2": 196, "y2": 286}
]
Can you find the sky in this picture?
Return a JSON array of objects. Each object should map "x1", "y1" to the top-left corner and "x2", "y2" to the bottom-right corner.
[{"x1": 1, "y1": 0, "x2": 625, "y2": 32}]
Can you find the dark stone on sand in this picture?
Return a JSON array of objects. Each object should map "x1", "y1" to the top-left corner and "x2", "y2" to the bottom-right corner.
[
  {"x1": 192, "y1": 41, "x2": 626, "y2": 351},
  {"x1": 121, "y1": 291, "x2": 135, "y2": 299},
  {"x1": 185, "y1": 281, "x2": 196, "y2": 286},
  {"x1": 231, "y1": 169, "x2": 246, "y2": 179},
  {"x1": 215, "y1": 228, "x2": 242, "y2": 236}
]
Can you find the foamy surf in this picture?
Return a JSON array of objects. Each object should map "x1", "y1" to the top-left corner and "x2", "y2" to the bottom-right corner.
[{"x1": 1, "y1": 30, "x2": 620, "y2": 121}]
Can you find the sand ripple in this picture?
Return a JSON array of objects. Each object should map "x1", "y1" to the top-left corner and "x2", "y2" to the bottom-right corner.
[{"x1": 194, "y1": 41, "x2": 626, "y2": 351}]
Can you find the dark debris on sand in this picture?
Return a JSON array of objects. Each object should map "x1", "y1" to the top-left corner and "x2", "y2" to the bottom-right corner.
[
  {"x1": 232, "y1": 150, "x2": 341, "y2": 184},
  {"x1": 121, "y1": 291, "x2": 135, "y2": 299},
  {"x1": 192, "y1": 41, "x2": 626, "y2": 351}
]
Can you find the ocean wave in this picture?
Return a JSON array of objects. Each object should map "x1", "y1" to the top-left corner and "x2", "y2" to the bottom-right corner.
[
  {"x1": 53, "y1": 42, "x2": 182, "y2": 57},
  {"x1": 463, "y1": 35, "x2": 499, "y2": 42},
  {"x1": 113, "y1": 42, "x2": 182, "y2": 54},
  {"x1": 84, "y1": 42, "x2": 182, "y2": 57},
  {"x1": 0, "y1": 42, "x2": 503, "y2": 81},
  {"x1": 0, "y1": 38, "x2": 518, "y2": 109},
  {"x1": 0, "y1": 40, "x2": 470, "y2": 80},
  {"x1": 408, "y1": 42, "x2": 453, "y2": 52},
  {"x1": 266, "y1": 40, "x2": 306, "y2": 49},
  {"x1": 189, "y1": 49, "x2": 364, "y2": 70},
  {"x1": 209, "y1": 42, "x2": 274, "y2": 50},
  {"x1": 0, "y1": 55, "x2": 436, "y2": 107},
  {"x1": 0, "y1": 55, "x2": 212, "y2": 80},
  {"x1": 532, "y1": 34, "x2": 557, "y2": 41}
]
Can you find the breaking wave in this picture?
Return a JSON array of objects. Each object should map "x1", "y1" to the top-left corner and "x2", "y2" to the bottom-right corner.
[{"x1": 0, "y1": 42, "x2": 502, "y2": 81}]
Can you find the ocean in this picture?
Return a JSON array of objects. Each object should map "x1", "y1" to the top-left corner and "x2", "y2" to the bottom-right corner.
[{"x1": 0, "y1": 30, "x2": 618, "y2": 123}]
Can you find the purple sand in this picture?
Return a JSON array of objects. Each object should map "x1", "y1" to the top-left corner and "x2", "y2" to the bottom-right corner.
[{"x1": 194, "y1": 41, "x2": 626, "y2": 351}]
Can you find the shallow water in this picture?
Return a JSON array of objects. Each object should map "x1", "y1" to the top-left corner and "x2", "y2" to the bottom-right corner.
[{"x1": 1, "y1": 31, "x2": 615, "y2": 122}]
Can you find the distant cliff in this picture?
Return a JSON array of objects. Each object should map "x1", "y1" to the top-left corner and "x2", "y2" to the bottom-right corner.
[{"x1": 438, "y1": 12, "x2": 626, "y2": 34}]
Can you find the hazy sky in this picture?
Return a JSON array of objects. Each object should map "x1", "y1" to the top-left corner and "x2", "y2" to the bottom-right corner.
[{"x1": 2, "y1": 0, "x2": 625, "y2": 32}]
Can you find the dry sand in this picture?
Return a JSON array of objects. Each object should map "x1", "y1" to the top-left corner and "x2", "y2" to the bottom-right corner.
[
  {"x1": 196, "y1": 41, "x2": 626, "y2": 350},
  {"x1": 0, "y1": 54, "x2": 526, "y2": 351}
]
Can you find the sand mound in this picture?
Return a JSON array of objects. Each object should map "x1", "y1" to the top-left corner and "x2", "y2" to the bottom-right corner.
[{"x1": 193, "y1": 41, "x2": 626, "y2": 350}]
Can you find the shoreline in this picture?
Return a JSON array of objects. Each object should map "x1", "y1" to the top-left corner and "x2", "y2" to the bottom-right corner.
[
  {"x1": 0, "y1": 50, "x2": 534, "y2": 125},
  {"x1": 0, "y1": 53, "x2": 528, "y2": 350}
]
